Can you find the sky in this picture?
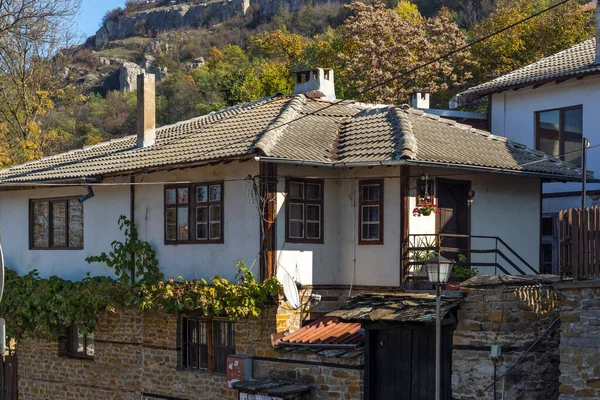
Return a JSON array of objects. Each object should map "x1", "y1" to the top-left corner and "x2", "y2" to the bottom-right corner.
[{"x1": 77, "y1": 0, "x2": 126, "y2": 38}]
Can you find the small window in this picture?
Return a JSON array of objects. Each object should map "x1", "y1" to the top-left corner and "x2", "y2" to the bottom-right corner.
[
  {"x1": 359, "y1": 180, "x2": 384, "y2": 245},
  {"x1": 30, "y1": 198, "x2": 83, "y2": 249},
  {"x1": 60, "y1": 323, "x2": 94, "y2": 359},
  {"x1": 181, "y1": 317, "x2": 235, "y2": 373},
  {"x1": 536, "y1": 106, "x2": 583, "y2": 166},
  {"x1": 286, "y1": 179, "x2": 323, "y2": 243},
  {"x1": 165, "y1": 182, "x2": 223, "y2": 244}
]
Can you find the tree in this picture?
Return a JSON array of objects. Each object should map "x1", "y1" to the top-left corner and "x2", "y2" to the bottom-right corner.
[
  {"x1": 0, "y1": 0, "x2": 82, "y2": 167},
  {"x1": 341, "y1": 1, "x2": 473, "y2": 104},
  {"x1": 471, "y1": 0, "x2": 593, "y2": 81}
]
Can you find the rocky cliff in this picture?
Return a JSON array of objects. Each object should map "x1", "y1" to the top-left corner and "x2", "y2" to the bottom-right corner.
[{"x1": 91, "y1": 0, "x2": 346, "y2": 48}]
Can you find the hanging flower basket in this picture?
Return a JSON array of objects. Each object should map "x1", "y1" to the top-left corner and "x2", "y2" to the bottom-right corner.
[{"x1": 413, "y1": 202, "x2": 439, "y2": 217}]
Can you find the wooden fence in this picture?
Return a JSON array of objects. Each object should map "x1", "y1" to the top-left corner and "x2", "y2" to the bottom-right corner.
[{"x1": 559, "y1": 207, "x2": 600, "y2": 278}]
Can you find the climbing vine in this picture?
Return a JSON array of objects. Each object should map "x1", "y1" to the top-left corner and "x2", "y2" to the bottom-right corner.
[{"x1": 0, "y1": 216, "x2": 280, "y2": 341}]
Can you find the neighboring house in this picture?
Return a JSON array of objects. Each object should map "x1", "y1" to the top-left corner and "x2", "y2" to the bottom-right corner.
[
  {"x1": 0, "y1": 69, "x2": 586, "y2": 399},
  {"x1": 457, "y1": 5, "x2": 600, "y2": 275}
]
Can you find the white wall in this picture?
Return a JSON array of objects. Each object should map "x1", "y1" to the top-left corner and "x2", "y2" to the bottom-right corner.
[
  {"x1": 490, "y1": 76, "x2": 600, "y2": 201},
  {"x1": 0, "y1": 162, "x2": 261, "y2": 281}
]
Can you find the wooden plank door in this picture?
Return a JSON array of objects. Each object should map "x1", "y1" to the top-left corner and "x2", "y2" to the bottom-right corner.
[{"x1": 436, "y1": 179, "x2": 471, "y2": 262}]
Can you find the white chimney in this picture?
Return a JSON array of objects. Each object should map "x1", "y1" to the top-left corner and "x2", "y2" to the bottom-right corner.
[
  {"x1": 293, "y1": 68, "x2": 336, "y2": 100},
  {"x1": 137, "y1": 73, "x2": 156, "y2": 148},
  {"x1": 409, "y1": 93, "x2": 430, "y2": 109},
  {"x1": 595, "y1": 1, "x2": 600, "y2": 64}
]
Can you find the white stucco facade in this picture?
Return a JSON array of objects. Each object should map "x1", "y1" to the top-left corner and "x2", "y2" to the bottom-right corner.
[
  {"x1": 0, "y1": 161, "x2": 542, "y2": 285},
  {"x1": 489, "y1": 75, "x2": 600, "y2": 213}
]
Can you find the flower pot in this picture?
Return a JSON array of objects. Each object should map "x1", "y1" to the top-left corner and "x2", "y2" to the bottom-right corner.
[{"x1": 420, "y1": 210, "x2": 432, "y2": 216}]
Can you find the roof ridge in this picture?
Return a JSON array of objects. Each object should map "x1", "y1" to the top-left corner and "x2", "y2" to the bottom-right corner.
[
  {"x1": 252, "y1": 95, "x2": 307, "y2": 156},
  {"x1": 390, "y1": 107, "x2": 417, "y2": 160}
]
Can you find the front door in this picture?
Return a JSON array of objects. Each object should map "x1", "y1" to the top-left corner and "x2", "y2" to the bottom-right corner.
[
  {"x1": 436, "y1": 179, "x2": 470, "y2": 262},
  {"x1": 365, "y1": 324, "x2": 453, "y2": 400}
]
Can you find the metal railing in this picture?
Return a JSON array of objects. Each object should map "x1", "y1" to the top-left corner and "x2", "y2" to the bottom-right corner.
[{"x1": 404, "y1": 233, "x2": 539, "y2": 277}]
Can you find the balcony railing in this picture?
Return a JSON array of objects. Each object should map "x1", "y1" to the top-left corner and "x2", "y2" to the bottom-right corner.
[{"x1": 404, "y1": 234, "x2": 539, "y2": 277}]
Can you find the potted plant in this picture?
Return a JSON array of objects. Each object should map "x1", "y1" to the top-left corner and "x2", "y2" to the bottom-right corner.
[
  {"x1": 413, "y1": 201, "x2": 439, "y2": 217},
  {"x1": 445, "y1": 254, "x2": 478, "y2": 291}
]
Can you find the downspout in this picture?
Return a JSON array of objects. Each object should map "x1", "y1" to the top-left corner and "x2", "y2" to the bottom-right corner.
[
  {"x1": 130, "y1": 174, "x2": 135, "y2": 284},
  {"x1": 400, "y1": 165, "x2": 410, "y2": 288}
]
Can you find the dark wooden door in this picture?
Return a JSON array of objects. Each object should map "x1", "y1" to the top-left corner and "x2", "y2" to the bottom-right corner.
[
  {"x1": 365, "y1": 324, "x2": 453, "y2": 400},
  {"x1": 437, "y1": 179, "x2": 470, "y2": 262}
]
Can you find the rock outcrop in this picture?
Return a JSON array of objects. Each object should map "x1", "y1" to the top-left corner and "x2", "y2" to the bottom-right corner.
[{"x1": 120, "y1": 62, "x2": 145, "y2": 92}]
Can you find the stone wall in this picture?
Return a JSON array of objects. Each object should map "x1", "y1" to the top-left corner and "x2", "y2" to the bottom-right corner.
[
  {"x1": 18, "y1": 299, "x2": 362, "y2": 400},
  {"x1": 452, "y1": 279, "x2": 562, "y2": 400},
  {"x1": 554, "y1": 279, "x2": 600, "y2": 400}
]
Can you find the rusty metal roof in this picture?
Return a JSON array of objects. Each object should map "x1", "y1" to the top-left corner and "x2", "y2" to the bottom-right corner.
[
  {"x1": 328, "y1": 293, "x2": 464, "y2": 324},
  {"x1": 279, "y1": 316, "x2": 363, "y2": 348}
]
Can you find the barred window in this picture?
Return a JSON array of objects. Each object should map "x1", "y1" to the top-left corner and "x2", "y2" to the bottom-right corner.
[
  {"x1": 30, "y1": 198, "x2": 83, "y2": 249},
  {"x1": 182, "y1": 317, "x2": 235, "y2": 373},
  {"x1": 165, "y1": 182, "x2": 223, "y2": 244},
  {"x1": 59, "y1": 323, "x2": 94, "y2": 359}
]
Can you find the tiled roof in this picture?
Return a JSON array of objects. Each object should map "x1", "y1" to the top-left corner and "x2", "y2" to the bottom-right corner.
[
  {"x1": 328, "y1": 293, "x2": 464, "y2": 323},
  {"x1": 460, "y1": 38, "x2": 599, "y2": 98},
  {"x1": 278, "y1": 316, "x2": 363, "y2": 348},
  {"x1": 0, "y1": 94, "x2": 586, "y2": 183}
]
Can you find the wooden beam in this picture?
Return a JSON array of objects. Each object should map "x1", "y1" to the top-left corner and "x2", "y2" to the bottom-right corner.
[{"x1": 400, "y1": 165, "x2": 410, "y2": 286}]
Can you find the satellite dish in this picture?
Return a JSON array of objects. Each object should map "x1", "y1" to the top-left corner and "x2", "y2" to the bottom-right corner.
[{"x1": 280, "y1": 271, "x2": 300, "y2": 309}]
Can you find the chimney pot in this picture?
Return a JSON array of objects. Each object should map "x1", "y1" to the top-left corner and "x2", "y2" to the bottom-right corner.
[
  {"x1": 137, "y1": 73, "x2": 156, "y2": 148},
  {"x1": 293, "y1": 68, "x2": 336, "y2": 100}
]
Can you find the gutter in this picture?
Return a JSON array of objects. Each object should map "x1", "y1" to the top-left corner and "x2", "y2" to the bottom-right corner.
[{"x1": 254, "y1": 156, "x2": 588, "y2": 183}]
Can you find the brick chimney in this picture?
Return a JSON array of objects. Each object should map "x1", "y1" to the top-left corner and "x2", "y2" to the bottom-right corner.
[
  {"x1": 595, "y1": 1, "x2": 600, "y2": 64},
  {"x1": 409, "y1": 93, "x2": 430, "y2": 109},
  {"x1": 293, "y1": 68, "x2": 336, "y2": 100},
  {"x1": 137, "y1": 73, "x2": 156, "y2": 148}
]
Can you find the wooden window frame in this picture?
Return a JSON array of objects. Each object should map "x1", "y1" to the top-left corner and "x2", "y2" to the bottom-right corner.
[
  {"x1": 359, "y1": 180, "x2": 384, "y2": 245},
  {"x1": 285, "y1": 178, "x2": 324, "y2": 244},
  {"x1": 164, "y1": 182, "x2": 224, "y2": 245},
  {"x1": 535, "y1": 105, "x2": 583, "y2": 166},
  {"x1": 29, "y1": 197, "x2": 84, "y2": 250},
  {"x1": 60, "y1": 323, "x2": 94, "y2": 360},
  {"x1": 181, "y1": 316, "x2": 235, "y2": 374}
]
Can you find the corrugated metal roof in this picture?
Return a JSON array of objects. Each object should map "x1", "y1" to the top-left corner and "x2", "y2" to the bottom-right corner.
[
  {"x1": 459, "y1": 38, "x2": 599, "y2": 98},
  {"x1": 0, "y1": 94, "x2": 587, "y2": 184},
  {"x1": 279, "y1": 316, "x2": 363, "y2": 348}
]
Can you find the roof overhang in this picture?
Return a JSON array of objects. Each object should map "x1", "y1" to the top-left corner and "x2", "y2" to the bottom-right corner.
[{"x1": 254, "y1": 156, "x2": 589, "y2": 183}]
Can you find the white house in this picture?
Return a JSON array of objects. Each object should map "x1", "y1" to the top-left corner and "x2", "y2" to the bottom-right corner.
[
  {"x1": 0, "y1": 69, "x2": 584, "y2": 291},
  {"x1": 457, "y1": 3, "x2": 600, "y2": 274}
]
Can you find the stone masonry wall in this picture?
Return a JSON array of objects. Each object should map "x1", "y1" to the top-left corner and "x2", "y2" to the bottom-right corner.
[
  {"x1": 18, "y1": 297, "x2": 362, "y2": 400},
  {"x1": 452, "y1": 281, "x2": 561, "y2": 400},
  {"x1": 554, "y1": 280, "x2": 600, "y2": 400}
]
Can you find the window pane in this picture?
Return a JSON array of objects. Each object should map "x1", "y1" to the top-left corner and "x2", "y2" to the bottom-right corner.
[
  {"x1": 33, "y1": 201, "x2": 49, "y2": 248},
  {"x1": 210, "y1": 223, "x2": 222, "y2": 240},
  {"x1": 166, "y1": 209, "x2": 177, "y2": 241},
  {"x1": 178, "y1": 207, "x2": 189, "y2": 240},
  {"x1": 362, "y1": 184, "x2": 381, "y2": 202},
  {"x1": 563, "y1": 108, "x2": 583, "y2": 166},
  {"x1": 187, "y1": 319, "x2": 198, "y2": 343},
  {"x1": 51, "y1": 201, "x2": 67, "y2": 247},
  {"x1": 209, "y1": 205, "x2": 221, "y2": 222},
  {"x1": 306, "y1": 183, "x2": 321, "y2": 200},
  {"x1": 289, "y1": 182, "x2": 304, "y2": 199},
  {"x1": 177, "y1": 188, "x2": 189, "y2": 204},
  {"x1": 363, "y1": 223, "x2": 380, "y2": 240},
  {"x1": 362, "y1": 206, "x2": 380, "y2": 222},
  {"x1": 199, "y1": 344, "x2": 208, "y2": 369},
  {"x1": 77, "y1": 331, "x2": 85, "y2": 354},
  {"x1": 85, "y1": 333, "x2": 94, "y2": 357},
  {"x1": 209, "y1": 185, "x2": 221, "y2": 201},
  {"x1": 196, "y1": 186, "x2": 208, "y2": 203},
  {"x1": 290, "y1": 203, "x2": 304, "y2": 220},
  {"x1": 306, "y1": 205, "x2": 320, "y2": 221},
  {"x1": 537, "y1": 110, "x2": 560, "y2": 157},
  {"x1": 68, "y1": 200, "x2": 83, "y2": 248},
  {"x1": 197, "y1": 224, "x2": 208, "y2": 240},
  {"x1": 197, "y1": 207, "x2": 208, "y2": 223},
  {"x1": 166, "y1": 189, "x2": 176, "y2": 205},
  {"x1": 306, "y1": 222, "x2": 320, "y2": 239},
  {"x1": 290, "y1": 221, "x2": 304, "y2": 238},
  {"x1": 187, "y1": 344, "x2": 199, "y2": 368},
  {"x1": 542, "y1": 217, "x2": 554, "y2": 237},
  {"x1": 214, "y1": 321, "x2": 235, "y2": 373}
]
